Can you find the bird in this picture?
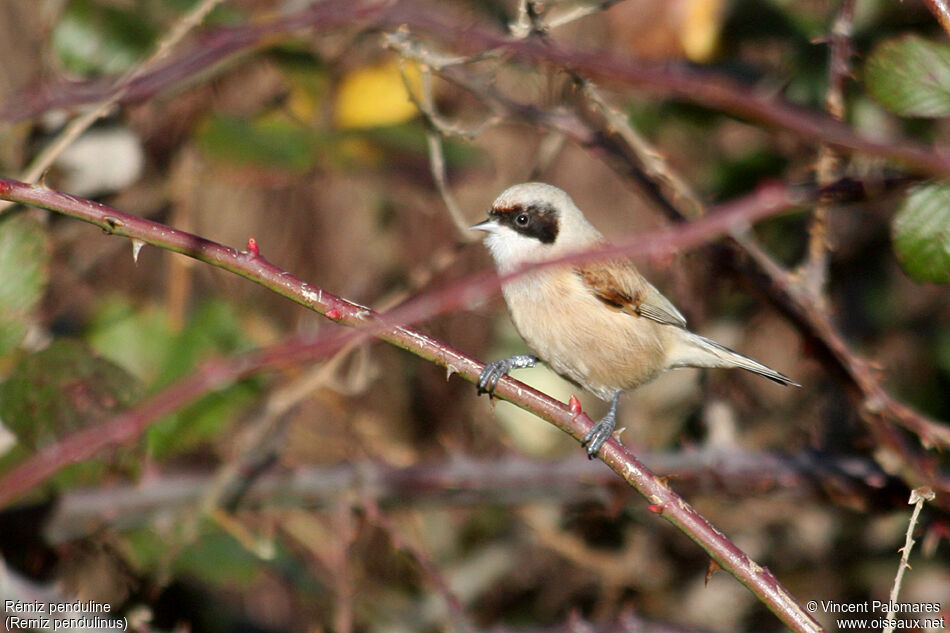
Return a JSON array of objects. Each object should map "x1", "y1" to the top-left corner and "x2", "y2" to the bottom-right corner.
[{"x1": 471, "y1": 182, "x2": 799, "y2": 459}]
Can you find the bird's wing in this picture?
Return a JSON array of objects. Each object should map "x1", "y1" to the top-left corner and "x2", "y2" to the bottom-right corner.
[{"x1": 576, "y1": 259, "x2": 688, "y2": 328}]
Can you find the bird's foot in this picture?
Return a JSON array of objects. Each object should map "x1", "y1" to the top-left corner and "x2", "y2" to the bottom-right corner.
[
  {"x1": 477, "y1": 354, "x2": 537, "y2": 396},
  {"x1": 580, "y1": 392, "x2": 621, "y2": 459},
  {"x1": 581, "y1": 415, "x2": 616, "y2": 459}
]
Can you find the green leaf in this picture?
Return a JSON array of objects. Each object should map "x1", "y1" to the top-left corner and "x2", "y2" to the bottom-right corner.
[
  {"x1": 146, "y1": 300, "x2": 260, "y2": 458},
  {"x1": 893, "y1": 183, "x2": 950, "y2": 284},
  {"x1": 87, "y1": 297, "x2": 261, "y2": 460},
  {"x1": 0, "y1": 215, "x2": 49, "y2": 356},
  {"x1": 865, "y1": 35, "x2": 950, "y2": 117},
  {"x1": 52, "y1": 0, "x2": 156, "y2": 75},
  {"x1": 156, "y1": 300, "x2": 253, "y2": 385},
  {"x1": 197, "y1": 115, "x2": 316, "y2": 172},
  {"x1": 364, "y1": 122, "x2": 482, "y2": 168},
  {"x1": 0, "y1": 339, "x2": 143, "y2": 449},
  {"x1": 87, "y1": 295, "x2": 175, "y2": 383},
  {"x1": 124, "y1": 520, "x2": 265, "y2": 590},
  {"x1": 146, "y1": 380, "x2": 259, "y2": 459},
  {"x1": 175, "y1": 522, "x2": 264, "y2": 588}
]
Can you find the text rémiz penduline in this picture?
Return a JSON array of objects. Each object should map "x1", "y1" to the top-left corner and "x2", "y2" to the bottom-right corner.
[{"x1": 4, "y1": 599, "x2": 110, "y2": 613}]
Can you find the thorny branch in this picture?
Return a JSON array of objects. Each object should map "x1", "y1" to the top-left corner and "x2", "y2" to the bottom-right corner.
[
  {"x1": 882, "y1": 486, "x2": 936, "y2": 633},
  {"x1": 0, "y1": 177, "x2": 842, "y2": 633}
]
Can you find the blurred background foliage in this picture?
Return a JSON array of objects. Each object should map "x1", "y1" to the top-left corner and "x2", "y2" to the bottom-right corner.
[{"x1": 0, "y1": 0, "x2": 948, "y2": 632}]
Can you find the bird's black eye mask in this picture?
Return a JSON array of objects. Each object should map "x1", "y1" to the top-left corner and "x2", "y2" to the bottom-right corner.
[{"x1": 489, "y1": 203, "x2": 559, "y2": 244}]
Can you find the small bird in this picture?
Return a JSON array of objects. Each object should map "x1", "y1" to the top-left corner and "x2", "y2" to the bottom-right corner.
[{"x1": 472, "y1": 182, "x2": 799, "y2": 458}]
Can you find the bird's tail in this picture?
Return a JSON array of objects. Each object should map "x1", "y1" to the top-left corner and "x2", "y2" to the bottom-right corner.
[{"x1": 672, "y1": 331, "x2": 800, "y2": 387}]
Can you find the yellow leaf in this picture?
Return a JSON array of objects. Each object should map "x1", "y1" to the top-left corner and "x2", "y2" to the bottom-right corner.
[
  {"x1": 679, "y1": 0, "x2": 726, "y2": 63},
  {"x1": 334, "y1": 59, "x2": 421, "y2": 129}
]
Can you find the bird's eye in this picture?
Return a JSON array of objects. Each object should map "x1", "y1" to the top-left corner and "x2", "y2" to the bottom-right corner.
[{"x1": 515, "y1": 213, "x2": 530, "y2": 227}]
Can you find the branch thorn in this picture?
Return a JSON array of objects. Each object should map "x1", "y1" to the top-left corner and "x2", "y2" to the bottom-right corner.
[
  {"x1": 705, "y1": 559, "x2": 723, "y2": 586},
  {"x1": 131, "y1": 238, "x2": 145, "y2": 264},
  {"x1": 568, "y1": 394, "x2": 583, "y2": 416}
]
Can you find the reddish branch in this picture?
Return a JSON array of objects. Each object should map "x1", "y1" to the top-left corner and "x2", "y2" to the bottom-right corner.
[{"x1": 0, "y1": 177, "x2": 827, "y2": 632}]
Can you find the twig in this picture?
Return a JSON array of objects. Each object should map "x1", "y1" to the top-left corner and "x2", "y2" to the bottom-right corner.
[
  {"x1": 578, "y1": 79, "x2": 706, "y2": 219},
  {"x1": 393, "y1": 54, "x2": 484, "y2": 240},
  {"x1": 544, "y1": 0, "x2": 630, "y2": 31},
  {"x1": 883, "y1": 486, "x2": 936, "y2": 633},
  {"x1": 510, "y1": 0, "x2": 632, "y2": 36},
  {"x1": 509, "y1": 0, "x2": 534, "y2": 39},
  {"x1": 798, "y1": 0, "x2": 854, "y2": 297},
  {"x1": 363, "y1": 499, "x2": 477, "y2": 633},
  {"x1": 197, "y1": 344, "x2": 363, "y2": 514}
]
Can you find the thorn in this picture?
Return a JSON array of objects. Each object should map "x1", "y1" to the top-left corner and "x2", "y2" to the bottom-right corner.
[
  {"x1": 37, "y1": 170, "x2": 52, "y2": 189},
  {"x1": 131, "y1": 238, "x2": 145, "y2": 263},
  {"x1": 568, "y1": 394, "x2": 583, "y2": 416},
  {"x1": 325, "y1": 308, "x2": 342, "y2": 321},
  {"x1": 103, "y1": 216, "x2": 125, "y2": 234},
  {"x1": 647, "y1": 504, "x2": 664, "y2": 515},
  {"x1": 246, "y1": 237, "x2": 260, "y2": 255},
  {"x1": 445, "y1": 364, "x2": 457, "y2": 381},
  {"x1": 705, "y1": 559, "x2": 723, "y2": 586},
  {"x1": 613, "y1": 426, "x2": 626, "y2": 444}
]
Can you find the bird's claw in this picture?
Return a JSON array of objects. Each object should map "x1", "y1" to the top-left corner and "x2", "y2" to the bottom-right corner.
[
  {"x1": 477, "y1": 354, "x2": 537, "y2": 396},
  {"x1": 581, "y1": 396, "x2": 619, "y2": 459}
]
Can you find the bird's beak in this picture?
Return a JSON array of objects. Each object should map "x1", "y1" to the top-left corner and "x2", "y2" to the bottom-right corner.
[{"x1": 470, "y1": 218, "x2": 496, "y2": 233}]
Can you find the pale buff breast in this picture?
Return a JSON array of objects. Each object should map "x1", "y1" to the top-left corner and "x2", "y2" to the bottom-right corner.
[{"x1": 501, "y1": 268, "x2": 672, "y2": 401}]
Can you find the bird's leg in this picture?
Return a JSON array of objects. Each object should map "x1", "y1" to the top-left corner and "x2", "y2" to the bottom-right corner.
[
  {"x1": 581, "y1": 391, "x2": 620, "y2": 459},
  {"x1": 477, "y1": 354, "x2": 537, "y2": 396}
]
